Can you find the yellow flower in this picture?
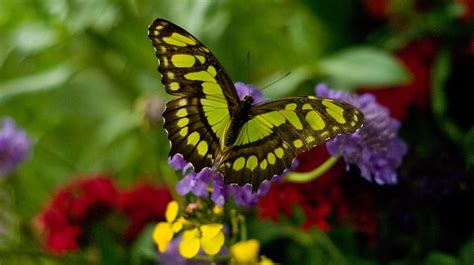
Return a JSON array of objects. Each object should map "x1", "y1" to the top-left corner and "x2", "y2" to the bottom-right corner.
[
  {"x1": 260, "y1": 255, "x2": 275, "y2": 265},
  {"x1": 213, "y1": 205, "x2": 224, "y2": 215},
  {"x1": 153, "y1": 201, "x2": 183, "y2": 252},
  {"x1": 179, "y1": 223, "x2": 225, "y2": 259},
  {"x1": 230, "y1": 239, "x2": 260, "y2": 264}
]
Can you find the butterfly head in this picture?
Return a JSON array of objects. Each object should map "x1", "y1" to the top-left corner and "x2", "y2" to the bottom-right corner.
[{"x1": 243, "y1": 95, "x2": 254, "y2": 105}]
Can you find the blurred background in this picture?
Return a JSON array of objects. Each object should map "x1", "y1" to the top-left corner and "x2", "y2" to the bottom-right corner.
[{"x1": 1, "y1": 0, "x2": 473, "y2": 264}]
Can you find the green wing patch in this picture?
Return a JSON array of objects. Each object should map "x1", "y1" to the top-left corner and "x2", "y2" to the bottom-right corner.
[{"x1": 217, "y1": 96, "x2": 364, "y2": 189}]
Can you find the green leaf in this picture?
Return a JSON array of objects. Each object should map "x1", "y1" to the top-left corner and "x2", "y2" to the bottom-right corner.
[
  {"x1": 465, "y1": 128, "x2": 474, "y2": 169},
  {"x1": 431, "y1": 49, "x2": 465, "y2": 145},
  {"x1": 0, "y1": 64, "x2": 75, "y2": 104},
  {"x1": 424, "y1": 251, "x2": 460, "y2": 265},
  {"x1": 318, "y1": 46, "x2": 410, "y2": 90},
  {"x1": 10, "y1": 23, "x2": 58, "y2": 53},
  {"x1": 130, "y1": 225, "x2": 157, "y2": 265},
  {"x1": 91, "y1": 223, "x2": 127, "y2": 265},
  {"x1": 259, "y1": 66, "x2": 315, "y2": 99},
  {"x1": 460, "y1": 236, "x2": 474, "y2": 265}
]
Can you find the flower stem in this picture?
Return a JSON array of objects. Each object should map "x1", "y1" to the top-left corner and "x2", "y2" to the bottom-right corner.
[
  {"x1": 230, "y1": 210, "x2": 239, "y2": 244},
  {"x1": 285, "y1": 155, "x2": 340, "y2": 183},
  {"x1": 239, "y1": 214, "x2": 247, "y2": 241},
  {"x1": 278, "y1": 225, "x2": 348, "y2": 265},
  {"x1": 312, "y1": 228, "x2": 348, "y2": 265}
]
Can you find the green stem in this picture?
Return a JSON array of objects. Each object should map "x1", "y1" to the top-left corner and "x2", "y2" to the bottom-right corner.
[
  {"x1": 279, "y1": 225, "x2": 313, "y2": 246},
  {"x1": 431, "y1": 49, "x2": 465, "y2": 145},
  {"x1": 278, "y1": 225, "x2": 348, "y2": 265},
  {"x1": 311, "y1": 228, "x2": 348, "y2": 265},
  {"x1": 230, "y1": 210, "x2": 239, "y2": 244},
  {"x1": 285, "y1": 156, "x2": 340, "y2": 183},
  {"x1": 239, "y1": 214, "x2": 247, "y2": 241}
]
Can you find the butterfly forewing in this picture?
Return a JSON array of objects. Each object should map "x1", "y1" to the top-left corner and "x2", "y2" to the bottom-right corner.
[
  {"x1": 218, "y1": 97, "x2": 364, "y2": 189},
  {"x1": 148, "y1": 18, "x2": 239, "y2": 171}
]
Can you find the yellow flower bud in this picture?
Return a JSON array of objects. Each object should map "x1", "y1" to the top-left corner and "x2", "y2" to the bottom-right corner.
[
  {"x1": 165, "y1": 201, "x2": 179, "y2": 223},
  {"x1": 213, "y1": 205, "x2": 224, "y2": 215},
  {"x1": 231, "y1": 239, "x2": 260, "y2": 263}
]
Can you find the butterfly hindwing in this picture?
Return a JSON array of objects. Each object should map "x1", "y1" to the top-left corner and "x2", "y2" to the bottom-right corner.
[
  {"x1": 163, "y1": 97, "x2": 218, "y2": 171},
  {"x1": 218, "y1": 97, "x2": 364, "y2": 189},
  {"x1": 148, "y1": 18, "x2": 240, "y2": 171}
]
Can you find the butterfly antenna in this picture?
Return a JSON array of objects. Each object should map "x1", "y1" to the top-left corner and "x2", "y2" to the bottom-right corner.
[
  {"x1": 246, "y1": 51, "x2": 251, "y2": 96},
  {"x1": 260, "y1": 71, "x2": 292, "y2": 91}
]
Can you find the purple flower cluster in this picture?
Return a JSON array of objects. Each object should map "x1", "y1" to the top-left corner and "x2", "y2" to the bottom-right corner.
[
  {"x1": 316, "y1": 84, "x2": 407, "y2": 184},
  {"x1": 170, "y1": 83, "x2": 274, "y2": 207},
  {"x1": 171, "y1": 155, "x2": 273, "y2": 207},
  {"x1": 0, "y1": 117, "x2": 32, "y2": 177}
]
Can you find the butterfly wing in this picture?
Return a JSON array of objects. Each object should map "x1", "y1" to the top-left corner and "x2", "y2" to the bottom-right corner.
[
  {"x1": 148, "y1": 19, "x2": 239, "y2": 171},
  {"x1": 218, "y1": 96, "x2": 364, "y2": 189}
]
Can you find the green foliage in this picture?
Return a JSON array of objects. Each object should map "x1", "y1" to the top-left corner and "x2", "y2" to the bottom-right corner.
[
  {"x1": 424, "y1": 252, "x2": 460, "y2": 265},
  {"x1": 318, "y1": 46, "x2": 410, "y2": 90},
  {"x1": 130, "y1": 225, "x2": 157, "y2": 265}
]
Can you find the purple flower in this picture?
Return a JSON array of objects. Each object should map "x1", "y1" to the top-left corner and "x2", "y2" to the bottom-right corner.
[
  {"x1": 316, "y1": 84, "x2": 407, "y2": 184},
  {"x1": 0, "y1": 117, "x2": 32, "y2": 177},
  {"x1": 176, "y1": 168, "x2": 213, "y2": 197},
  {"x1": 235, "y1": 82, "x2": 263, "y2": 104},
  {"x1": 172, "y1": 153, "x2": 272, "y2": 208},
  {"x1": 157, "y1": 236, "x2": 187, "y2": 265},
  {"x1": 169, "y1": 153, "x2": 192, "y2": 174}
]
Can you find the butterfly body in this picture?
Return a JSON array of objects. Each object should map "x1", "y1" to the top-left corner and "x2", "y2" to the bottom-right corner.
[
  {"x1": 149, "y1": 19, "x2": 365, "y2": 190},
  {"x1": 225, "y1": 95, "x2": 253, "y2": 147}
]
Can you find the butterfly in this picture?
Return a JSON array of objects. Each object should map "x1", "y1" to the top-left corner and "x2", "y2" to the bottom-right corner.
[{"x1": 148, "y1": 18, "x2": 364, "y2": 190}]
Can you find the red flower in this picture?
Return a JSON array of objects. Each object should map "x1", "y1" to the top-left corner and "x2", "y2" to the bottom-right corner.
[
  {"x1": 45, "y1": 226, "x2": 82, "y2": 255},
  {"x1": 257, "y1": 182, "x2": 304, "y2": 223},
  {"x1": 35, "y1": 175, "x2": 173, "y2": 255},
  {"x1": 35, "y1": 175, "x2": 119, "y2": 255},
  {"x1": 118, "y1": 183, "x2": 172, "y2": 242},
  {"x1": 257, "y1": 146, "x2": 380, "y2": 241},
  {"x1": 458, "y1": 0, "x2": 474, "y2": 20},
  {"x1": 361, "y1": 39, "x2": 438, "y2": 121},
  {"x1": 364, "y1": 0, "x2": 391, "y2": 19},
  {"x1": 257, "y1": 146, "x2": 347, "y2": 232}
]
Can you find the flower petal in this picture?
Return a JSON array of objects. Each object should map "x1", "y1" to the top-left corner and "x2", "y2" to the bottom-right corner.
[
  {"x1": 260, "y1": 255, "x2": 275, "y2": 264},
  {"x1": 171, "y1": 221, "x2": 183, "y2": 233},
  {"x1": 231, "y1": 239, "x2": 260, "y2": 263},
  {"x1": 153, "y1": 222, "x2": 174, "y2": 253},
  {"x1": 200, "y1": 223, "x2": 223, "y2": 239},
  {"x1": 201, "y1": 230, "x2": 224, "y2": 256},
  {"x1": 165, "y1": 201, "x2": 179, "y2": 223},
  {"x1": 179, "y1": 228, "x2": 200, "y2": 259},
  {"x1": 212, "y1": 205, "x2": 223, "y2": 215}
]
